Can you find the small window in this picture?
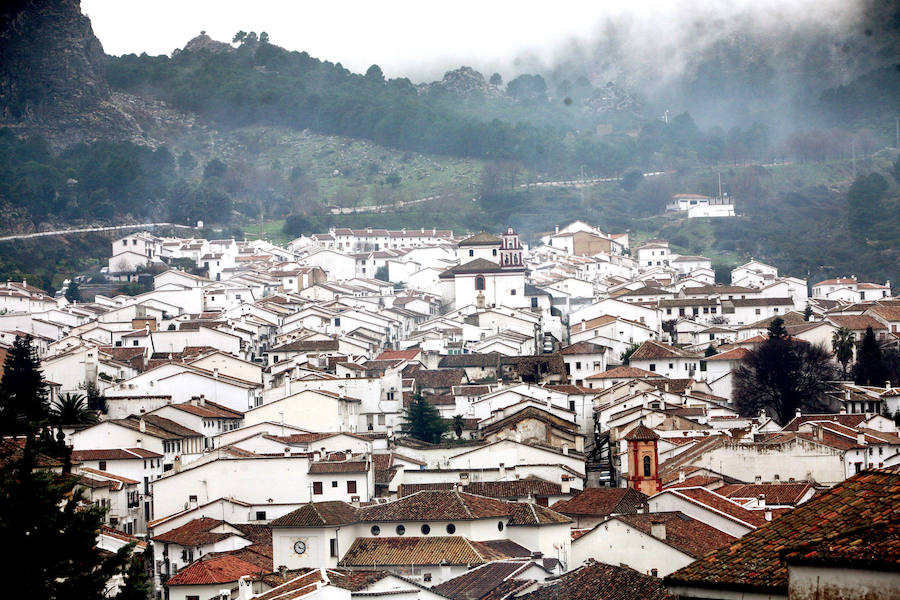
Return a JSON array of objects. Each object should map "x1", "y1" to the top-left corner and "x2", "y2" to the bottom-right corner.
[
  {"x1": 497, "y1": 521, "x2": 504, "y2": 531},
  {"x1": 421, "y1": 524, "x2": 431, "y2": 535},
  {"x1": 255, "y1": 511, "x2": 266, "y2": 520},
  {"x1": 188, "y1": 495, "x2": 197, "y2": 502},
  {"x1": 330, "y1": 538, "x2": 338, "y2": 557},
  {"x1": 371, "y1": 526, "x2": 380, "y2": 536},
  {"x1": 643, "y1": 455, "x2": 652, "y2": 477},
  {"x1": 347, "y1": 480, "x2": 357, "y2": 494},
  {"x1": 332, "y1": 481, "x2": 338, "y2": 488},
  {"x1": 313, "y1": 482, "x2": 323, "y2": 495},
  {"x1": 446, "y1": 523, "x2": 456, "y2": 534},
  {"x1": 649, "y1": 364, "x2": 656, "y2": 372},
  {"x1": 98, "y1": 461, "x2": 107, "y2": 471},
  {"x1": 396, "y1": 525, "x2": 405, "y2": 535},
  {"x1": 423, "y1": 573, "x2": 432, "y2": 583},
  {"x1": 492, "y1": 249, "x2": 497, "y2": 256},
  {"x1": 468, "y1": 249, "x2": 474, "y2": 257},
  {"x1": 475, "y1": 276, "x2": 485, "y2": 291}
]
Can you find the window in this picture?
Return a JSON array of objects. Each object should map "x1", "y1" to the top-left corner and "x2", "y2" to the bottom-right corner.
[
  {"x1": 255, "y1": 511, "x2": 266, "y2": 520},
  {"x1": 668, "y1": 363, "x2": 674, "y2": 370},
  {"x1": 371, "y1": 526, "x2": 380, "y2": 536},
  {"x1": 569, "y1": 400, "x2": 576, "y2": 411},
  {"x1": 643, "y1": 455, "x2": 652, "y2": 477},
  {"x1": 396, "y1": 525, "x2": 405, "y2": 535},
  {"x1": 468, "y1": 249, "x2": 474, "y2": 257},
  {"x1": 575, "y1": 361, "x2": 582, "y2": 370},
  {"x1": 510, "y1": 289, "x2": 516, "y2": 295},
  {"x1": 531, "y1": 297, "x2": 538, "y2": 308},
  {"x1": 330, "y1": 538, "x2": 338, "y2": 557},
  {"x1": 313, "y1": 482, "x2": 323, "y2": 495},
  {"x1": 334, "y1": 317, "x2": 341, "y2": 326},
  {"x1": 98, "y1": 461, "x2": 107, "y2": 471},
  {"x1": 475, "y1": 276, "x2": 485, "y2": 291},
  {"x1": 492, "y1": 249, "x2": 497, "y2": 256},
  {"x1": 421, "y1": 524, "x2": 431, "y2": 535},
  {"x1": 497, "y1": 521, "x2": 504, "y2": 531},
  {"x1": 347, "y1": 480, "x2": 357, "y2": 494},
  {"x1": 423, "y1": 573, "x2": 432, "y2": 583},
  {"x1": 446, "y1": 523, "x2": 456, "y2": 534},
  {"x1": 188, "y1": 495, "x2": 197, "y2": 503},
  {"x1": 332, "y1": 481, "x2": 338, "y2": 488},
  {"x1": 649, "y1": 364, "x2": 656, "y2": 372}
]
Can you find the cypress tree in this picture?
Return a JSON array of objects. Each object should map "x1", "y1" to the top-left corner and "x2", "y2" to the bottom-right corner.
[
  {"x1": 401, "y1": 392, "x2": 447, "y2": 444},
  {"x1": 852, "y1": 326, "x2": 886, "y2": 385},
  {"x1": 0, "y1": 335, "x2": 49, "y2": 433}
]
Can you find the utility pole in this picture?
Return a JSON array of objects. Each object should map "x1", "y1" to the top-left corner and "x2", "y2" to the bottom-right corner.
[{"x1": 717, "y1": 172, "x2": 723, "y2": 201}]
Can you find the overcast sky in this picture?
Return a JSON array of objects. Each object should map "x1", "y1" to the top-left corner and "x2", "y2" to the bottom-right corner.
[{"x1": 81, "y1": 0, "x2": 858, "y2": 82}]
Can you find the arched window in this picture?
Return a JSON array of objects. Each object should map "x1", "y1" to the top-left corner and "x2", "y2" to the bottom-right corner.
[
  {"x1": 475, "y1": 276, "x2": 485, "y2": 291},
  {"x1": 514, "y1": 254, "x2": 519, "y2": 264},
  {"x1": 643, "y1": 455, "x2": 652, "y2": 477}
]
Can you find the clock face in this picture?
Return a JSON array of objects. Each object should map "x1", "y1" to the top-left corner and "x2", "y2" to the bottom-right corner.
[{"x1": 293, "y1": 540, "x2": 307, "y2": 555}]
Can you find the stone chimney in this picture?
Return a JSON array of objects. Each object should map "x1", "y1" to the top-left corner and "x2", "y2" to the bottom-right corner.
[{"x1": 650, "y1": 520, "x2": 667, "y2": 540}]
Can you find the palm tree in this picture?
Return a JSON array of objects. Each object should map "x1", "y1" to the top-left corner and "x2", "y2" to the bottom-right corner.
[
  {"x1": 831, "y1": 327, "x2": 855, "y2": 380},
  {"x1": 452, "y1": 415, "x2": 465, "y2": 439},
  {"x1": 51, "y1": 393, "x2": 98, "y2": 426}
]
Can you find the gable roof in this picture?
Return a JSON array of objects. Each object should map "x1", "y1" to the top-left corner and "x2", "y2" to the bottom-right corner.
[
  {"x1": 551, "y1": 488, "x2": 647, "y2": 517},
  {"x1": 614, "y1": 512, "x2": 737, "y2": 558},
  {"x1": 269, "y1": 501, "x2": 359, "y2": 528},
  {"x1": 665, "y1": 469, "x2": 900, "y2": 594},
  {"x1": 630, "y1": 340, "x2": 699, "y2": 361},
  {"x1": 165, "y1": 554, "x2": 263, "y2": 586},
  {"x1": 517, "y1": 560, "x2": 672, "y2": 600},
  {"x1": 434, "y1": 561, "x2": 542, "y2": 600}
]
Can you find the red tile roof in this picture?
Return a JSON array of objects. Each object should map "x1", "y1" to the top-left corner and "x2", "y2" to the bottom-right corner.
[
  {"x1": 615, "y1": 512, "x2": 737, "y2": 558},
  {"x1": 165, "y1": 554, "x2": 263, "y2": 586},
  {"x1": 152, "y1": 517, "x2": 233, "y2": 546},
  {"x1": 551, "y1": 488, "x2": 647, "y2": 517},
  {"x1": 665, "y1": 487, "x2": 769, "y2": 528},
  {"x1": 517, "y1": 560, "x2": 672, "y2": 600},
  {"x1": 586, "y1": 366, "x2": 661, "y2": 380},
  {"x1": 359, "y1": 490, "x2": 510, "y2": 522},
  {"x1": 375, "y1": 349, "x2": 421, "y2": 361},
  {"x1": 715, "y1": 482, "x2": 813, "y2": 505},
  {"x1": 338, "y1": 536, "x2": 510, "y2": 567},
  {"x1": 629, "y1": 340, "x2": 699, "y2": 361},
  {"x1": 70, "y1": 447, "x2": 162, "y2": 460},
  {"x1": 434, "y1": 561, "x2": 540, "y2": 600},
  {"x1": 624, "y1": 424, "x2": 659, "y2": 441},
  {"x1": 665, "y1": 469, "x2": 900, "y2": 594}
]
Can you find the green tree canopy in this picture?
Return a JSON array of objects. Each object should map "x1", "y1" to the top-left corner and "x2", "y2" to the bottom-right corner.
[
  {"x1": 852, "y1": 326, "x2": 887, "y2": 386},
  {"x1": 401, "y1": 392, "x2": 447, "y2": 444},
  {"x1": 0, "y1": 335, "x2": 49, "y2": 433},
  {"x1": 831, "y1": 326, "x2": 855, "y2": 380}
]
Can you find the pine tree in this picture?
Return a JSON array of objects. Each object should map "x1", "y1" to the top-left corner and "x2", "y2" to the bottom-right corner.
[
  {"x1": 0, "y1": 335, "x2": 49, "y2": 433},
  {"x1": 401, "y1": 392, "x2": 447, "y2": 444}
]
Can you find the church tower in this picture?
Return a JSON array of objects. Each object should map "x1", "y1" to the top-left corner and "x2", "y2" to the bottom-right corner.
[
  {"x1": 499, "y1": 226, "x2": 522, "y2": 269},
  {"x1": 624, "y1": 424, "x2": 661, "y2": 495}
]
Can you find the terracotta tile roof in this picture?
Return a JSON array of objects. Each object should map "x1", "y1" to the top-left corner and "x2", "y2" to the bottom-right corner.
[
  {"x1": 663, "y1": 475, "x2": 722, "y2": 489},
  {"x1": 70, "y1": 447, "x2": 162, "y2": 460},
  {"x1": 165, "y1": 554, "x2": 263, "y2": 586},
  {"x1": 666, "y1": 470, "x2": 900, "y2": 594},
  {"x1": 152, "y1": 517, "x2": 233, "y2": 546},
  {"x1": 359, "y1": 491, "x2": 510, "y2": 522},
  {"x1": 624, "y1": 424, "x2": 660, "y2": 441},
  {"x1": 506, "y1": 502, "x2": 571, "y2": 525},
  {"x1": 413, "y1": 369, "x2": 467, "y2": 389},
  {"x1": 327, "y1": 569, "x2": 392, "y2": 591},
  {"x1": 615, "y1": 512, "x2": 737, "y2": 558},
  {"x1": 464, "y1": 479, "x2": 564, "y2": 499},
  {"x1": 559, "y1": 341, "x2": 607, "y2": 355},
  {"x1": 338, "y1": 536, "x2": 510, "y2": 567},
  {"x1": 170, "y1": 400, "x2": 243, "y2": 419},
  {"x1": 438, "y1": 353, "x2": 502, "y2": 368},
  {"x1": 517, "y1": 560, "x2": 672, "y2": 600},
  {"x1": 78, "y1": 466, "x2": 139, "y2": 486},
  {"x1": 666, "y1": 487, "x2": 769, "y2": 528},
  {"x1": 716, "y1": 482, "x2": 813, "y2": 505},
  {"x1": 114, "y1": 414, "x2": 201, "y2": 439},
  {"x1": 780, "y1": 413, "x2": 868, "y2": 431},
  {"x1": 376, "y1": 349, "x2": 422, "y2": 361},
  {"x1": 827, "y1": 315, "x2": 887, "y2": 331},
  {"x1": 629, "y1": 340, "x2": 699, "y2": 361},
  {"x1": 269, "y1": 501, "x2": 359, "y2": 528},
  {"x1": 478, "y1": 539, "x2": 532, "y2": 558},
  {"x1": 434, "y1": 561, "x2": 539, "y2": 600},
  {"x1": 269, "y1": 338, "x2": 340, "y2": 353},
  {"x1": 459, "y1": 232, "x2": 501, "y2": 246},
  {"x1": 586, "y1": 366, "x2": 662, "y2": 379},
  {"x1": 782, "y1": 521, "x2": 900, "y2": 571},
  {"x1": 254, "y1": 569, "x2": 326, "y2": 600},
  {"x1": 397, "y1": 483, "x2": 457, "y2": 497},
  {"x1": 550, "y1": 488, "x2": 648, "y2": 517},
  {"x1": 703, "y1": 347, "x2": 750, "y2": 361},
  {"x1": 308, "y1": 460, "x2": 369, "y2": 474}
]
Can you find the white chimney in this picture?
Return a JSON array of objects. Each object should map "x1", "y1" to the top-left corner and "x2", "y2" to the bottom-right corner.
[
  {"x1": 499, "y1": 463, "x2": 506, "y2": 477},
  {"x1": 560, "y1": 476, "x2": 571, "y2": 494},
  {"x1": 285, "y1": 376, "x2": 291, "y2": 396},
  {"x1": 857, "y1": 432, "x2": 866, "y2": 446},
  {"x1": 795, "y1": 408, "x2": 802, "y2": 420},
  {"x1": 764, "y1": 509, "x2": 773, "y2": 522},
  {"x1": 213, "y1": 368, "x2": 219, "y2": 379},
  {"x1": 678, "y1": 469, "x2": 685, "y2": 483},
  {"x1": 139, "y1": 418, "x2": 146, "y2": 433},
  {"x1": 650, "y1": 520, "x2": 667, "y2": 540},
  {"x1": 239, "y1": 575, "x2": 253, "y2": 600},
  {"x1": 757, "y1": 493, "x2": 766, "y2": 508}
]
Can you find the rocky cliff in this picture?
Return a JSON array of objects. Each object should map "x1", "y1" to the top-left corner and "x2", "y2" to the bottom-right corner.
[{"x1": 0, "y1": 0, "x2": 186, "y2": 147}]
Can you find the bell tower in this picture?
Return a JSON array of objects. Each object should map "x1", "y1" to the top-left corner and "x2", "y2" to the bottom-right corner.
[
  {"x1": 499, "y1": 226, "x2": 522, "y2": 269},
  {"x1": 624, "y1": 424, "x2": 661, "y2": 495}
]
